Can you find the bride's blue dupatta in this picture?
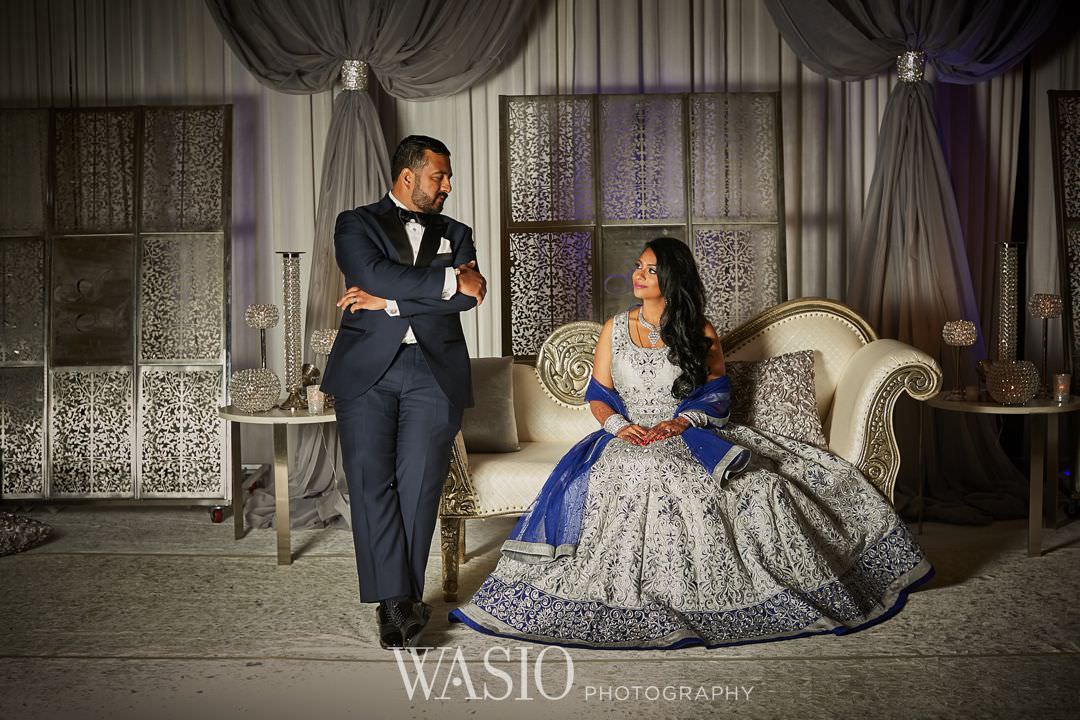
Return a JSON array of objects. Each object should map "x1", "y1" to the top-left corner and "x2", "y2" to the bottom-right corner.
[{"x1": 501, "y1": 375, "x2": 751, "y2": 564}]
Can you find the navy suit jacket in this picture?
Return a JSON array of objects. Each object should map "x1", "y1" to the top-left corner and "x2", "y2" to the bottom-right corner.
[{"x1": 320, "y1": 195, "x2": 477, "y2": 410}]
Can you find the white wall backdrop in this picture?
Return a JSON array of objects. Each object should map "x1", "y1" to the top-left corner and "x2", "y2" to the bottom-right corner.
[{"x1": 2, "y1": 0, "x2": 1077, "y2": 465}]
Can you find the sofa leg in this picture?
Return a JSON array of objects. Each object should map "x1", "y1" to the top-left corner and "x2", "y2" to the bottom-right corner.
[
  {"x1": 458, "y1": 520, "x2": 466, "y2": 563},
  {"x1": 440, "y1": 517, "x2": 462, "y2": 603}
]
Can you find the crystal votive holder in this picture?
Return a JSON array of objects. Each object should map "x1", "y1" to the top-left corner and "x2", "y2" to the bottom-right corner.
[
  {"x1": 306, "y1": 384, "x2": 326, "y2": 414},
  {"x1": 1053, "y1": 373, "x2": 1071, "y2": 403}
]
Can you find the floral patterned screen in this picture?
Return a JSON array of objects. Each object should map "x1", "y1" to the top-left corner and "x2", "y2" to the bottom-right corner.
[
  {"x1": 0, "y1": 106, "x2": 230, "y2": 499},
  {"x1": 501, "y1": 93, "x2": 786, "y2": 358},
  {"x1": 1049, "y1": 91, "x2": 1080, "y2": 394}
]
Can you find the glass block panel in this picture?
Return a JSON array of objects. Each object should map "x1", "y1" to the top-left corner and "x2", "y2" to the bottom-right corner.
[
  {"x1": 691, "y1": 94, "x2": 779, "y2": 222},
  {"x1": 142, "y1": 108, "x2": 227, "y2": 232},
  {"x1": 51, "y1": 236, "x2": 135, "y2": 366},
  {"x1": 599, "y1": 95, "x2": 685, "y2": 222},
  {"x1": 139, "y1": 366, "x2": 224, "y2": 496},
  {"x1": 509, "y1": 232, "x2": 593, "y2": 356},
  {"x1": 1, "y1": 238, "x2": 45, "y2": 363},
  {"x1": 0, "y1": 110, "x2": 47, "y2": 234},
  {"x1": 140, "y1": 234, "x2": 224, "y2": 361},
  {"x1": 0, "y1": 367, "x2": 45, "y2": 497},
  {"x1": 694, "y1": 225, "x2": 782, "y2": 334},
  {"x1": 506, "y1": 97, "x2": 594, "y2": 223},
  {"x1": 49, "y1": 367, "x2": 134, "y2": 497},
  {"x1": 599, "y1": 226, "x2": 687, "y2": 320},
  {"x1": 54, "y1": 109, "x2": 136, "y2": 234}
]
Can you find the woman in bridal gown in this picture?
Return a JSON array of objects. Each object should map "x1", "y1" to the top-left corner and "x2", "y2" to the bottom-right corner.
[{"x1": 448, "y1": 237, "x2": 934, "y2": 650}]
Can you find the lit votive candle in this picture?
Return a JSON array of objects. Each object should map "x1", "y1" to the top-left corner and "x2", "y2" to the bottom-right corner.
[
  {"x1": 1053, "y1": 373, "x2": 1071, "y2": 403},
  {"x1": 306, "y1": 384, "x2": 326, "y2": 413}
]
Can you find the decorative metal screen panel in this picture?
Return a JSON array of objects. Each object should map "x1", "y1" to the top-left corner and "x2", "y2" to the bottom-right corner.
[
  {"x1": 600, "y1": 95, "x2": 686, "y2": 222},
  {"x1": 695, "y1": 226, "x2": 782, "y2": 333},
  {"x1": 0, "y1": 110, "x2": 47, "y2": 235},
  {"x1": 1050, "y1": 92, "x2": 1080, "y2": 392},
  {"x1": 54, "y1": 110, "x2": 136, "y2": 234},
  {"x1": 138, "y1": 366, "x2": 224, "y2": 496},
  {"x1": 507, "y1": 97, "x2": 594, "y2": 224},
  {"x1": 140, "y1": 234, "x2": 224, "y2": 362},
  {"x1": 691, "y1": 95, "x2": 779, "y2": 222},
  {"x1": 49, "y1": 367, "x2": 134, "y2": 497},
  {"x1": 50, "y1": 235, "x2": 135, "y2": 366},
  {"x1": 0, "y1": 105, "x2": 230, "y2": 502},
  {"x1": 508, "y1": 232, "x2": 593, "y2": 357},
  {"x1": 0, "y1": 367, "x2": 45, "y2": 497},
  {"x1": 142, "y1": 108, "x2": 227, "y2": 232},
  {"x1": 1, "y1": 238, "x2": 45, "y2": 363},
  {"x1": 502, "y1": 93, "x2": 785, "y2": 357}
]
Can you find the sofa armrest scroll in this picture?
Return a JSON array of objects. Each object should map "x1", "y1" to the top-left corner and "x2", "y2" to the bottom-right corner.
[{"x1": 825, "y1": 339, "x2": 941, "y2": 502}]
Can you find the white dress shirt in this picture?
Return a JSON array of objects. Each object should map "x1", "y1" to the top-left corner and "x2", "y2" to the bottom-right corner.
[{"x1": 384, "y1": 192, "x2": 458, "y2": 344}]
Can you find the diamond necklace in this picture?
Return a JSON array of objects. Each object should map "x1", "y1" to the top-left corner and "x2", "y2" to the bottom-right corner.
[{"x1": 637, "y1": 306, "x2": 662, "y2": 345}]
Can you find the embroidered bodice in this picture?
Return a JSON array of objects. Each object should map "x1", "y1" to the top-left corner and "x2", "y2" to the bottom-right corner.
[{"x1": 610, "y1": 309, "x2": 682, "y2": 426}]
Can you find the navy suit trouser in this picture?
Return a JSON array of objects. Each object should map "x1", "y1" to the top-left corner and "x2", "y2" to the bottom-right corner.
[{"x1": 335, "y1": 343, "x2": 462, "y2": 603}]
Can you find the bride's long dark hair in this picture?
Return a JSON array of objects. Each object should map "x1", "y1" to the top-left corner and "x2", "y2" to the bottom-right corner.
[{"x1": 645, "y1": 237, "x2": 711, "y2": 399}]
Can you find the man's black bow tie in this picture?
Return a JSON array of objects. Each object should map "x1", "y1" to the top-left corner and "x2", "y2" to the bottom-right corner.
[{"x1": 397, "y1": 207, "x2": 430, "y2": 227}]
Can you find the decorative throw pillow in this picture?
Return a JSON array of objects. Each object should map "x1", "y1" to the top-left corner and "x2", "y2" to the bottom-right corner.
[
  {"x1": 0, "y1": 512, "x2": 52, "y2": 556},
  {"x1": 726, "y1": 349, "x2": 827, "y2": 447},
  {"x1": 461, "y1": 356, "x2": 521, "y2": 453}
]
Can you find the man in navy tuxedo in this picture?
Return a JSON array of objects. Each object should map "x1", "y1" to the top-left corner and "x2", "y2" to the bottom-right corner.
[{"x1": 321, "y1": 135, "x2": 486, "y2": 649}]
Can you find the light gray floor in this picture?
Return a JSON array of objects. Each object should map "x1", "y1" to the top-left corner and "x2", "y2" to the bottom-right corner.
[{"x1": 1, "y1": 506, "x2": 1079, "y2": 720}]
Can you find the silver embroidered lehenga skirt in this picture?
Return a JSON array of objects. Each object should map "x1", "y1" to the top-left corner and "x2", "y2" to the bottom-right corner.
[{"x1": 448, "y1": 424, "x2": 933, "y2": 650}]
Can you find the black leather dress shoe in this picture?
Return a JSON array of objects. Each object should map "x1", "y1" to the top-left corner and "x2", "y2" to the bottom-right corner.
[
  {"x1": 388, "y1": 599, "x2": 429, "y2": 649},
  {"x1": 376, "y1": 604, "x2": 404, "y2": 649}
]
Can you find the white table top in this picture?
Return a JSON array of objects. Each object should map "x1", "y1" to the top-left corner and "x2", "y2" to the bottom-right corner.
[
  {"x1": 218, "y1": 405, "x2": 337, "y2": 424},
  {"x1": 924, "y1": 393, "x2": 1080, "y2": 415}
]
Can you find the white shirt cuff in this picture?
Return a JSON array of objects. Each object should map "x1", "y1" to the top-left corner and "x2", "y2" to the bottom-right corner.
[
  {"x1": 442, "y1": 268, "x2": 457, "y2": 300},
  {"x1": 384, "y1": 299, "x2": 399, "y2": 316}
]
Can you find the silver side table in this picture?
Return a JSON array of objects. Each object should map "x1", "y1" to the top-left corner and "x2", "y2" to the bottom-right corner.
[
  {"x1": 219, "y1": 406, "x2": 336, "y2": 564},
  {"x1": 924, "y1": 393, "x2": 1080, "y2": 557}
]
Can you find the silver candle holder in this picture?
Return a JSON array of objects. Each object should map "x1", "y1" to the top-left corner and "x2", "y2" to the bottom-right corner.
[
  {"x1": 277, "y1": 251, "x2": 306, "y2": 412},
  {"x1": 1029, "y1": 293, "x2": 1063, "y2": 399},
  {"x1": 309, "y1": 328, "x2": 338, "y2": 410},
  {"x1": 942, "y1": 320, "x2": 976, "y2": 401}
]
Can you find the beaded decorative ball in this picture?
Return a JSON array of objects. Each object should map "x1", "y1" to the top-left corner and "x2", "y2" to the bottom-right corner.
[
  {"x1": 309, "y1": 328, "x2": 338, "y2": 357},
  {"x1": 1029, "y1": 293, "x2": 1063, "y2": 319},
  {"x1": 985, "y1": 360, "x2": 1039, "y2": 405},
  {"x1": 244, "y1": 303, "x2": 280, "y2": 330},
  {"x1": 942, "y1": 320, "x2": 977, "y2": 347},
  {"x1": 230, "y1": 368, "x2": 281, "y2": 413}
]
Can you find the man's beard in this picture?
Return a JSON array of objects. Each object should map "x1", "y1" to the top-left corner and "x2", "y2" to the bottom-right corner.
[{"x1": 412, "y1": 185, "x2": 447, "y2": 214}]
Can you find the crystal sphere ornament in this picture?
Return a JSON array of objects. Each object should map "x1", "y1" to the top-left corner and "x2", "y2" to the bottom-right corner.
[{"x1": 230, "y1": 368, "x2": 280, "y2": 413}]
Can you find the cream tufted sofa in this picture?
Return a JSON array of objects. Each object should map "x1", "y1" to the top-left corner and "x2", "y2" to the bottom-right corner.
[{"x1": 437, "y1": 298, "x2": 941, "y2": 601}]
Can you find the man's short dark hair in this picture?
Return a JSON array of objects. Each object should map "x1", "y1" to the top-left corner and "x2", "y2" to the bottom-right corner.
[{"x1": 391, "y1": 135, "x2": 451, "y2": 181}]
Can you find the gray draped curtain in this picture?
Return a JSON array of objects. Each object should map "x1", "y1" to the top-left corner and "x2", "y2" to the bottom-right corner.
[
  {"x1": 205, "y1": 0, "x2": 536, "y2": 528},
  {"x1": 764, "y1": 0, "x2": 1059, "y2": 522}
]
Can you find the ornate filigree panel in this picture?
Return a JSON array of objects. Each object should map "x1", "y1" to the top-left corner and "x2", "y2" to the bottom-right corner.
[
  {"x1": 599, "y1": 96, "x2": 685, "y2": 222},
  {"x1": 690, "y1": 94, "x2": 779, "y2": 222},
  {"x1": 1055, "y1": 95, "x2": 1080, "y2": 219},
  {"x1": 0, "y1": 110, "x2": 47, "y2": 234},
  {"x1": 0, "y1": 367, "x2": 45, "y2": 497},
  {"x1": 49, "y1": 368, "x2": 134, "y2": 496},
  {"x1": 599, "y1": 226, "x2": 686, "y2": 319},
  {"x1": 54, "y1": 110, "x2": 136, "y2": 234},
  {"x1": 0, "y1": 238, "x2": 45, "y2": 363},
  {"x1": 695, "y1": 226, "x2": 781, "y2": 334},
  {"x1": 138, "y1": 366, "x2": 224, "y2": 496},
  {"x1": 140, "y1": 234, "x2": 224, "y2": 361},
  {"x1": 506, "y1": 97, "x2": 594, "y2": 223},
  {"x1": 51, "y1": 236, "x2": 135, "y2": 365},
  {"x1": 509, "y1": 232, "x2": 593, "y2": 356},
  {"x1": 1067, "y1": 225, "x2": 1080, "y2": 392},
  {"x1": 142, "y1": 108, "x2": 227, "y2": 232}
]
